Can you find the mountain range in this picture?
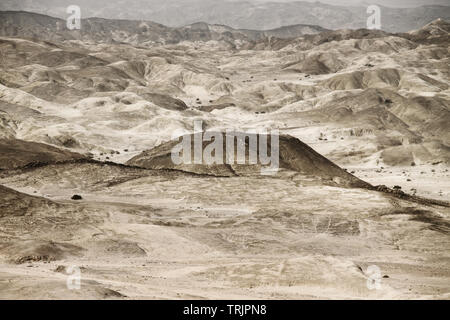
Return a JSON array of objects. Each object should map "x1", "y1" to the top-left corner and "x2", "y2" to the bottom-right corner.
[
  {"x1": 0, "y1": 11, "x2": 328, "y2": 46},
  {"x1": 1, "y1": 0, "x2": 449, "y2": 32}
]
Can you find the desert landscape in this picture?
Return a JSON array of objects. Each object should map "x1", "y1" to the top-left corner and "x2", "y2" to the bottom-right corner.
[{"x1": 0, "y1": 2, "x2": 449, "y2": 300}]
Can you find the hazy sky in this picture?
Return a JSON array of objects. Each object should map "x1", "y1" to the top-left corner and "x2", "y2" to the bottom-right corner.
[
  {"x1": 248, "y1": 0, "x2": 450, "y2": 7},
  {"x1": 4, "y1": 0, "x2": 450, "y2": 9}
]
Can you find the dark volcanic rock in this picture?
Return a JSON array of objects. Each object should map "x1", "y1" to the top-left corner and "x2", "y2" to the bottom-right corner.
[
  {"x1": 126, "y1": 132, "x2": 371, "y2": 188},
  {"x1": 0, "y1": 138, "x2": 86, "y2": 170}
]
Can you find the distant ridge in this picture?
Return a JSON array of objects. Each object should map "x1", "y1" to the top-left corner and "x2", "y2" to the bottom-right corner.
[
  {"x1": 0, "y1": 10, "x2": 327, "y2": 46},
  {"x1": 0, "y1": 0, "x2": 449, "y2": 32}
]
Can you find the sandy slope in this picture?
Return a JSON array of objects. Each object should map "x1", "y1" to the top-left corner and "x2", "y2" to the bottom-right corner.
[
  {"x1": 0, "y1": 162, "x2": 449, "y2": 299},
  {"x1": 1, "y1": 21, "x2": 448, "y2": 168},
  {"x1": 0, "y1": 17, "x2": 448, "y2": 299}
]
